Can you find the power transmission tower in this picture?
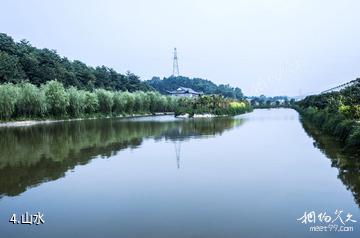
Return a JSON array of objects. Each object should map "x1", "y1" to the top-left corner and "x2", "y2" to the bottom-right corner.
[{"x1": 172, "y1": 47, "x2": 179, "y2": 77}]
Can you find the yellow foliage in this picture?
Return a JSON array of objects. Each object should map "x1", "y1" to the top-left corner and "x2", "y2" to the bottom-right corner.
[
  {"x1": 339, "y1": 104, "x2": 351, "y2": 117},
  {"x1": 229, "y1": 101, "x2": 246, "y2": 109}
]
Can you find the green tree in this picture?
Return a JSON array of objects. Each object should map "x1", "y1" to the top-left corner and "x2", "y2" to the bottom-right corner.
[
  {"x1": 0, "y1": 33, "x2": 150, "y2": 91},
  {"x1": 0, "y1": 83, "x2": 19, "y2": 119},
  {"x1": 84, "y1": 91, "x2": 99, "y2": 114},
  {"x1": 146, "y1": 76, "x2": 244, "y2": 99},
  {"x1": 112, "y1": 92, "x2": 126, "y2": 115},
  {"x1": 95, "y1": 89, "x2": 114, "y2": 114},
  {"x1": 123, "y1": 92, "x2": 135, "y2": 114},
  {"x1": 42, "y1": 80, "x2": 69, "y2": 116},
  {"x1": 16, "y1": 82, "x2": 47, "y2": 117},
  {"x1": 0, "y1": 33, "x2": 17, "y2": 54},
  {"x1": 133, "y1": 92, "x2": 144, "y2": 113},
  {"x1": 67, "y1": 87, "x2": 86, "y2": 117},
  {"x1": 0, "y1": 51, "x2": 26, "y2": 83}
]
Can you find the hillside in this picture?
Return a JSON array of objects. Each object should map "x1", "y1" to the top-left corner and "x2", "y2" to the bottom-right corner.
[
  {"x1": 147, "y1": 76, "x2": 244, "y2": 99},
  {"x1": 0, "y1": 32, "x2": 245, "y2": 99},
  {"x1": 0, "y1": 33, "x2": 150, "y2": 91}
]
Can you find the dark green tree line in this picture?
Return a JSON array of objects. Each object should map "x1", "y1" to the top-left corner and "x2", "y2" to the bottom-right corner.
[{"x1": 0, "y1": 33, "x2": 150, "y2": 91}]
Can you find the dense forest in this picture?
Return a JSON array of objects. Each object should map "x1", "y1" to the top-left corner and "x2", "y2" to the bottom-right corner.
[
  {"x1": 0, "y1": 33, "x2": 150, "y2": 91},
  {"x1": 297, "y1": 78, "x2": 360, "y2": 149},
  {"x1": 146, "y1": 76, "x2": 244, "y2": 99}
]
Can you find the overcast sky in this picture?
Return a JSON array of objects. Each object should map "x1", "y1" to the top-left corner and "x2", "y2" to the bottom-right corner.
[{"x1": 1, "y1": 0, "x2": 360, "y2": 96}]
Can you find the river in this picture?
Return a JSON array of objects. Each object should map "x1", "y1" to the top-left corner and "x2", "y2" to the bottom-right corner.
[{"x1": 0, "y1": 108, "x2": 359, "y2": 237}]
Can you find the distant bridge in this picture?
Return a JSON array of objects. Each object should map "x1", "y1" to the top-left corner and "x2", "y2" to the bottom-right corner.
[
  {"x1": 291, "y1": 78, "x2": 359, "y2": 101},
  {"x1": 321, "y1": 78, "x2": 359, "y2": 94}
]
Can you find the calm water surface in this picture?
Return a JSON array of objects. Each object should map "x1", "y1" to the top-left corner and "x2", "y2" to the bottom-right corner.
[{"x1": 0, "y1": 109, "x2": 359, "y2": 237}]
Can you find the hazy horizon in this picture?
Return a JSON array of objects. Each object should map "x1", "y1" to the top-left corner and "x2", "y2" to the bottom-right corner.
[{"x1": 1, "y1": 0, "x2": 360, "y2": 96}]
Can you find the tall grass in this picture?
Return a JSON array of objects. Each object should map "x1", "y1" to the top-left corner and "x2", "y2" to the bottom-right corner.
[
  {"x1": 0, "y1": 81, "x2": 251, "y2": 121},
  {"x1": 0, "y1": 81, "x2": 177, "y2": 120}
]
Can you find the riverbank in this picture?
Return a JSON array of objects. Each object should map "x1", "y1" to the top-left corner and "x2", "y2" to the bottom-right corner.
[
  {"x1": 0, "y1": 112, "x2": 174, "y2": 128},
  {"x1": 1, "y1": 81, "x2": 251, "y2": 124},
  {"x1": 295, "y1": 106, "x2": 360, "y2": 149},
  {"x1": 0, "y1": 110, "x2": 252, "y2": 127},
  {"x1": 295, "y1": 79, "x2": 360, "y2": 150},
  {"x1": 176, "y1": 113, "x2": 224, "y2": 118}
]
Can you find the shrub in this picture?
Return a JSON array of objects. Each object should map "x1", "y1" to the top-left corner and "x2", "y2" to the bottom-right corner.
[
  {"x1": 84, "y1": 91, "x2": 98, "y2": 114},
  {"x1": 166, "y1": 96, "x2": 177, "y2": 112},
  {"x1": 346, "y1": 124, "x2": 360, "y2": 147},
  {"x1": 42, "y1": 80, "x2": 69, "y2": 116},
  {"x1": 156, "y1": 95, "x2": 168, "y2": 113},
  {"x1": 67, "y1": 87, "x2": 86, "y2": 117},
  {"x1": 339, "y1": 104, "x2": 352, "y2": 118},
  {"x1": 122, "y1": 92, "x2": 135, "y2": 114},
  {"x1": 133, "y1": 92, "x2": 144, "y2": 113},
  {"x1": 334, "y1": 120, "x2": 356, "y2": 141},
  {"x1": 140, "y1": 91, "x2": 151, "y2": 112},
  {"x1": 95, "y1": 89, "x2": 113, "y2": 114},
  {"x1": 174, "y1": 95, "x2": 251, "y2": 116},
  {"x1": 113, "y1": 92, "x2": 125, "y2": 115},
  {"x1": 322, "y1": 114, "x2": 344, "y2": 134},
  {"x1": 147, "y1": 92, "x2": 158, "y2": 113},
  {"x1": 350, "y1": 105, "x2": 360, "y2": 120},
  {"x1": 0, "y1": 83, "x2": 19, "y2": 119},
  {"x1": 16, "y1": 82, "x2": 47, "y2": 117}
]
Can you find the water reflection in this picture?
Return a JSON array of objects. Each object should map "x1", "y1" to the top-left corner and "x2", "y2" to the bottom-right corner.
[
  {"x1": 0, "y1": 116, "x2": 243, "y2": 198},
  {"x1": 301, "y1": 119, "x2": 360, "y2": 207}
]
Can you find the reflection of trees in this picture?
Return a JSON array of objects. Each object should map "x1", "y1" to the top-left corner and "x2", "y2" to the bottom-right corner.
[
  {"x1": 301, "y1": 120, "x2": 360, "y2": 207},
  {"x1": 0, "y1": 117, "x2": 243, "y2": 197}
]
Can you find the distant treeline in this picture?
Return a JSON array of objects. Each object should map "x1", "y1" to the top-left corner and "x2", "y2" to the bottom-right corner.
[
  {"x1": 0, "y1": 81, "x2": 176, "y2": 120},
  {"x1": 297, "y1": 78, "x2": 360, "y2": 149},
  {"x1": 175, "y1": 95, "x2": 252, "y2": 117},
  {"x1": 146, "y1": 76, "x2": 244, "y2": 99},
  {"x1": 248, "y1": 95, "x2": 295, "y2": 108},
  {"x1": 0, "y1": 33, "x2": 150, "y2": 91}
]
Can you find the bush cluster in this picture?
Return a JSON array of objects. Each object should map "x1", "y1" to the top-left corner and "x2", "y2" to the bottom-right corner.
[
  {"x1": 0, "y1": 81, "x2": 177, "y2": 120},
  {"x1": 298, "y1": 79, "x2": 360, "y2": 149},
  {"x1": 174, "y1": 95, "x2": 252, "y2": 117}
]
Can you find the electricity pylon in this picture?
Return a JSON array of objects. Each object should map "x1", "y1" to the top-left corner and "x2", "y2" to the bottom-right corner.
[{"x1": 172, "y1": 47, "x2": 179, "y2": 77}]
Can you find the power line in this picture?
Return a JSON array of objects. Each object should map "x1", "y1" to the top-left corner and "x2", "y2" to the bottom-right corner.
[{"x1": 321, "y1": 79, "x2": 359, "y2": 94}]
